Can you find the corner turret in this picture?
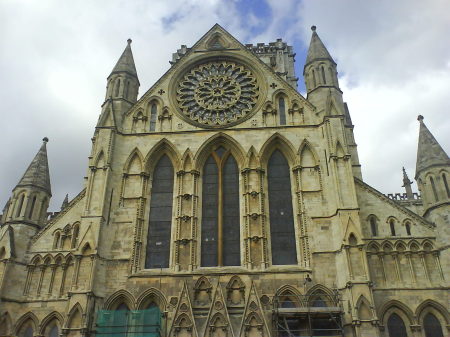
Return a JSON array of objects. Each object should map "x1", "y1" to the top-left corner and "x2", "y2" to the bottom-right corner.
[
  {"x1": 101, "y1": 39, "x2": 140, "y2": 127},
  {"x1": 402, "y1": 167, "x2": 414, "y2": 200},
  {"x1": 3, "y1": 138, "x2": 52, "y2": 228},
  {"x1": 415, "y1": 115, "x2": 450, "y2": 217},
  {"x1": 303, "y1": 26, "x2": 340, "y2": 95}
]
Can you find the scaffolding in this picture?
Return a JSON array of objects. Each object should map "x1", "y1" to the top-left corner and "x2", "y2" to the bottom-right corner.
[
  {"x1": 272, "y1": 292, "x2": 344, "y2": 337},
  {"x1": 96, "y1": 307, "x2": 161, "y2": 337}
]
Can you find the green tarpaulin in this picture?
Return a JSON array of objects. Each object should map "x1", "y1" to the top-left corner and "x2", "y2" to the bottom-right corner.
[{"x1": 96, "y1": 307, "x2": 161, "y2": 337}]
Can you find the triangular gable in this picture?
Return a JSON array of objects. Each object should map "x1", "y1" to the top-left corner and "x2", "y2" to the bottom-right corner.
[
  {"x1": 238, "y1": 282, "x2": 270, "y2": 337},
  {"x1": 355, "y1": 178, "x2": 434, "y2": 229},
  {"x1": 203, "y1": 281, "x2": 235, "y2": 337},
  {"x1": 126, "y1": 24, "x2": 315, "y2": 118},
  {"x1": 169, "y1": 281, "x2": 199, "y2": 337}
]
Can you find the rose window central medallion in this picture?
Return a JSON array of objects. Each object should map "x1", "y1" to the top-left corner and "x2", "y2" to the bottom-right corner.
[{"x1": 176, "y1": 61, "x2": 259, "y2": 126}]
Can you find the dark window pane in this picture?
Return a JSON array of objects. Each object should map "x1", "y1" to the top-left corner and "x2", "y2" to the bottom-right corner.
[
  {"x1": 268, "y1": 150, "x2": 297, "y2": 265},
  {"x1": 279, "y1": 97, "x2": 286, "y2": 125},
  {"x1": 49, "y1": 326, "x2": 59, "y2": 337},
  {"x1": 201, "y1": 155, "x2": 218, "y2": 266},
  {"x1": 223, "y1": 155, "x2": 240, "y2": 266},
  {"x1": 387, "y1": 313, "x2": 407, "y2": 337},
  {"x1": 150, "y1": 103, "x2": 157, "y2": 131},
  {"x1": 424, "y1": 313, "x2": 444, "y2": 337},
  {"x1": 146, "y1": 155, "x2": 174, "y2": 269}
]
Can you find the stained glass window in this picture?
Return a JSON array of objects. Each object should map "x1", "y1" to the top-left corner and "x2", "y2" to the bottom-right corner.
[
  {"x1": 268, "y1": 150, "x2": 297, "y2": 265},
  {"x1": 387, "y1": 313, "x2": 407, "y2": 337},
  {"x1": 146, "y1": 155, "x2": 174, "y2": 269}
]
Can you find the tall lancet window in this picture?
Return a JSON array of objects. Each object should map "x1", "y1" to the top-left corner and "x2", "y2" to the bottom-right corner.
[
  {"x1": 201, "y1": 146, "x2": 240, "y2": 267},
  {"x1": 150, "y1": 103, "x2": 157, "y2": 131},
  {"x1": 267, "y1": 150, "x2": 297, "y2": 265},
  {"x1": 278, "y1": 97, "x2": 286, "y2": 125},
  {"x1": 146, "y1": 155, "x2": 174, "y2": 269}
]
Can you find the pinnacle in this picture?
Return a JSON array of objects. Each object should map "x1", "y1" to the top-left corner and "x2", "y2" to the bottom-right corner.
[
  {"x1": 305, "y1": 25, "x2": 335, "y2": 66},
  {"x1": 15, "y1": 138, "x2": 52, "y2": 195},
  {"x1": 109, "y1": 39, "x2": 138, "y2": 79},
  {"x1": 415, "y1": 116, "x2": 450, "y2": 177}
]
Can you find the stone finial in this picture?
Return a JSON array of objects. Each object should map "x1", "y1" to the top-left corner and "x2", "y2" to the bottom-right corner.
[
  {"x1": 417, "y1": 115, "x2": 424, "y2": 122},
  {"x1": 127, "y1": 38, "x2": 132, "y2": 45},
  {"x1": 311, "y1": 25, "x2": 317, "y2": 31},
  {"x1": 43, "y1": 137, "x2": 49, "y2": 143}
]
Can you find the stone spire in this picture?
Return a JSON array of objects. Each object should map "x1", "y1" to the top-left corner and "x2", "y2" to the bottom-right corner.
[
  {"x1": 415, "y1": 115, "x2": 450, "y2": 178},
  {"x1": 60, "y1": 194, "x2": 69, "y2": 211},
  {"x1": 402, "y1": 167, "x2": 414, "y2": 200},
  {"x1": 16, "y1": 137, "x2": 51, "y2": 195},
  {"x1": 305, "y1": 26, "x2": 335, "y2": 66},
  {"x1": 109, "y1": 39, "x2": 138, "y2": 80}
]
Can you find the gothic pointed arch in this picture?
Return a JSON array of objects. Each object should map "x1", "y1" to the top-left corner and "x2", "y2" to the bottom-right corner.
[
  {"x1": 67, "y1": 302, "x2": 83, "y2": 328},
  {"x1": 39, "y1": 311, "x2": 63, "y2": 335},
  {"x1": 144, "y1": 138, "x2": 181, "y2": 173},
  {"x1": 94, "y1": 150, "x2": 106, "y2": 167},
  {"x1": 276, "y1": 285, "x2": 302, "y2": 307},
  {"x1": 263, "y1": 135, "x2": 298, "y2": 266},
  {"x1": 181, "y1": 148, "x2": 194, "y2": 171},
  {"x1": 194, "y1": 276, "x2": 213, "y2": 304},
  {"x1": 226, "y1": 275, "x2": 245, "y2": 305},
  {"x1": 415, "y1": 300, "x2": 450, "y2": 326},
  {"x1": 104, "y1": 289, "x2": 135, "y2": 310},
  {"x1": 306, "y1": 284, "x2": 336, "y2": 307},
  {"x1": 356, "y1": 295, "x2": 373, "y2": 320},
  {"x1": 259, "y1": 133, "x2": 297, "y2": 166},
  {"x1": 194, "y1": 132, "x2": 245, "y2": 169},
  {"x1": 136, "y1": 287, "x2": 168, "y2": 310},
  {"x1": 299, "y1": 139, "x2": 319, "y2": 166},
  {"x1": 14, "y1": 312, "x2": 38, "y2": 336},
  {"x1": 378, "y1": 300, "x2": 415, "y2": 327},
  {"x1": 123, "y1": 148, "x2": 144, "y2": 173},
  {"x1": 245, "y1": 146, "x2": 260, "y2": 168},
  {"x1": 197, "y1": 135, "x2": 242, "y2": 267}
]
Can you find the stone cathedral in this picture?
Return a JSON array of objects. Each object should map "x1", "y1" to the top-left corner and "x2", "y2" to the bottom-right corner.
[{"x1": 0, "y1": 24, "x2": 449, "y2": 337}]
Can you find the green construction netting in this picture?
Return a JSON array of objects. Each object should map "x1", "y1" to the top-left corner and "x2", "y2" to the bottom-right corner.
[{"x1": 96, "y1": 307, "x2": 161, "y2": 337}]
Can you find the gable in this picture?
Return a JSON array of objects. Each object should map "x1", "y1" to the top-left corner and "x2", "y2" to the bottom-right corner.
[
  {"x1": 122, "y1": 24, "x2": 318, "y2": 133},
  {"x1": 355, "y1": 178, "x2": 435, "y2": 238}
]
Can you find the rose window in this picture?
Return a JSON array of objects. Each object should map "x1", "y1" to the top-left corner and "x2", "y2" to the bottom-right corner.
[{"x1": 176, "y1": 61, "x2": 259, "y2": 126}]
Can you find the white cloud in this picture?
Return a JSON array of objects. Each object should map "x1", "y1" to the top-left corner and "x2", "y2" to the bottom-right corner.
[{"x1": 0, "y1": 0, "x2": 449, "y2": 212}]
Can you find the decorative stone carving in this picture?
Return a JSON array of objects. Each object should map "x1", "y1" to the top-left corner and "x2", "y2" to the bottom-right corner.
[{"x1": 176, "y1": 61, "x2": 259, "y2": 126}]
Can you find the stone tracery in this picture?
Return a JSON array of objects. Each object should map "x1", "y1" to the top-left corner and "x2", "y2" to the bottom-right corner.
[{"x1": 177, "y1": 61, "x2": 259, "y2": 126}]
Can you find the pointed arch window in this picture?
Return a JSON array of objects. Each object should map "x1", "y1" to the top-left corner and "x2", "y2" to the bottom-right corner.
[
  {"x1": 442, "y1": 173, "x2": 449, "y2": 198},
  {"x1": 405, "y1": 222, "x2": 411, "y2": 236},
  {"x1": 430, "y1": 176, "x2": 439, "y2": 201},
  {"x1": 16, "y1": 194, "x2": 24, "y2": 217},
  {"x1": 321, "y1": 66, "x2": 326, "y2": 84},
  {"x1": 201, "y1": 146, "x2": 240, "y2": 267},
  {"x1": 389, "y1": 219, "x2": 396, "y2": 236},
  {"x1": 369, "y1": 216, "x2": 378, "y2": 236},
  {"x1": 150, "y1": 103, "x2": 157, "y2": 131},
  {"x1": 28, "y1": 195, "x2": 36, "y2": 219},
  {"x1": 278, "y1": 97, "x2": 286, "y2": 125},
  {"x1": 146, "y1": 155, "x2": 174, "y2": 269},
  {"x1": 114, "y1": 79, "x2": 121, "y2": 97},
  {"x1": 424, "y1": 313, "x2": 444, "y2": 337},
  {"x1": 312, "y1": 69, "x2": 317, "y2": 87},
  {"x1": 387, "y1": 313, "x2": 407, "y2": 337},
  {"x1": 267, "y1": 150, "x2": 297, "y2": 265}
]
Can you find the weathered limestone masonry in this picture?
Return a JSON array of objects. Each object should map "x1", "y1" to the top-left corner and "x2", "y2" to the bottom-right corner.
[{"x1": 0, "y1": 24, "x2": 449, "y2": 337}]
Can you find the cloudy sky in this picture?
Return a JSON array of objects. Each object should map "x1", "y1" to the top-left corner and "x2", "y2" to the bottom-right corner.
[{"x1": 1, "y1": 0, "x2": 449, "y2": 211}]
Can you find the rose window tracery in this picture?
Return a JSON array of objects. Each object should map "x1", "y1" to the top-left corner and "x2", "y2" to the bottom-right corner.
[{"x1": 176, "y1": 61, "x2": 259, "y2": 126}]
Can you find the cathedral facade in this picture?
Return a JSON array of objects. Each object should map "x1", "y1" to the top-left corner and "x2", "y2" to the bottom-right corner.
[{"x1": 0, "y1": 24, "x2": 449, "y2": 337}]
